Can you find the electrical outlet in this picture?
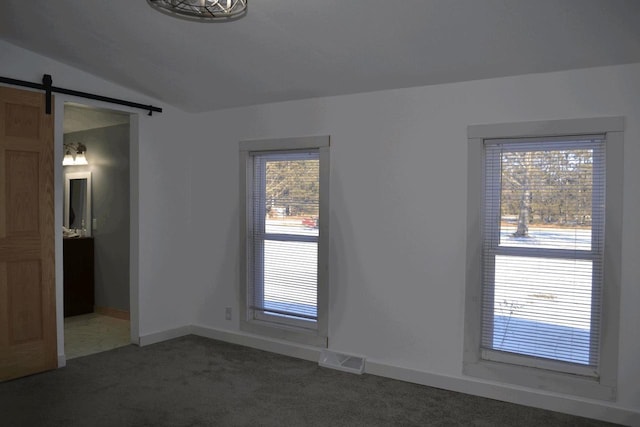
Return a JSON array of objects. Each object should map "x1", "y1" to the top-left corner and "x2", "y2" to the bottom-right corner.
[{"x1": 225, "y1": 307, "x2": 232, "y2": 320}]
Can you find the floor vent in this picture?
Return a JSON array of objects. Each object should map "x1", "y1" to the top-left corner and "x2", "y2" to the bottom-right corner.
[{"x1": 318, "y1": 349, "x2": 366, "y2": 374}]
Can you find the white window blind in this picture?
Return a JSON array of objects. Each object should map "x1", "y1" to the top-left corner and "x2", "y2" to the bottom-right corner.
[
  {"x1": 481, "y1": 135, "x2": 605, "y2": 375},
  {"x1": 248, "y1": 150, "x2": 320, "y2": 328}
]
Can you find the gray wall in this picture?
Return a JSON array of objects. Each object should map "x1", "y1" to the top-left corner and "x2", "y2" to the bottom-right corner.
[{"x1": 64, "y1": 123, "x2": 130, "y2": 312}]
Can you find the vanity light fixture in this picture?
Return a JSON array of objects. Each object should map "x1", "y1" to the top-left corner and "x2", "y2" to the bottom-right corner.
[
  {"x1": 63, "y1": 143, "x2": 89, "y2": 166},
  {"x1": 147, "y1": 0, "x2": 247, "y2": 21},
  {"x1": 74, "y1": 149, "x2": 88, "y2": 165},
  {"x1": 62, "y1": 149, "x2": 75, "y2": 166}
]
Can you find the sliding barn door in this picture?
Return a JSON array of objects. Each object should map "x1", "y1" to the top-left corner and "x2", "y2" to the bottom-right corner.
[{"x1": 0, "y1": 86, "x2": 57, "y2": 381}]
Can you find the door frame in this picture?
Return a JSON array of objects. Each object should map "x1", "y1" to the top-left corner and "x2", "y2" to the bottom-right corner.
[{"x1": 54, "y1": 95, "x2": 140, "y2": 366}]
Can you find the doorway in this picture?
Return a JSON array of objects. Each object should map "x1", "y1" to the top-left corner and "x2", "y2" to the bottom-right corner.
[{"x1": 61, "y1": 103, "x2": 131, "y2": 359}]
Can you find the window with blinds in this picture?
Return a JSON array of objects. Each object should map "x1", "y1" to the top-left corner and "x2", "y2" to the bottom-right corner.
[
  {"x1": 249, "y1": 151, "x2": 320, "y2": 328},
  {"x1": 240, "y1": 136, "x2": 329, "y2": 347},
  {"x1": 481, "y1": 135, "x2": 605, "y2": 376}
]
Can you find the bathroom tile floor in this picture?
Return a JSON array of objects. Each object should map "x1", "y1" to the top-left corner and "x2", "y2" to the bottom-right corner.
[{"x1": 64, "y1": 313, "x2": 131, "y2": 360}]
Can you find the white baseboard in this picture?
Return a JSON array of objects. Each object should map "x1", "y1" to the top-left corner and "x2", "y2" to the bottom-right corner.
[
  {"x1": 138, "y1": 325, "x2": 192, "y2": 346},
  {"x1": 138, "y1": 324, "x2": 321, "y2": 362},
  {"x1": 191, "y1": 324, "x2": 322, "y2": 363},
  {"x1": 365, "y1": 360, "x2": 639, "y2": 426},
  {"x1": 57, "y1": 354, "x2": 66, "y2": 368},
  {"x1": 135, "y1": 324, "x2": 640, "y2": 426}
]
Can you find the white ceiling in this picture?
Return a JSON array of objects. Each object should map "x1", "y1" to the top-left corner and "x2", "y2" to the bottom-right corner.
[{"x1": 1, "y1": 0, "x2": 639, "y2": 113}]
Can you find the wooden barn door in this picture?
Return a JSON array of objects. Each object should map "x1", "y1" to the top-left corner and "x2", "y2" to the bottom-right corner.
[{"x1": 0, "y1": 86, "x2": 56, "y2": 381}]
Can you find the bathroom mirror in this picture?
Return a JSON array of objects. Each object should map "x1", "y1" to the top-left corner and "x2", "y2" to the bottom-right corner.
[{"x1": 64, "y1": 171, "x2": 92, "y2": 237}]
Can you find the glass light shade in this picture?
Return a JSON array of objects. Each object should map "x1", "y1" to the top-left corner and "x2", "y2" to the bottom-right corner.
[
  {"x1": 63, "y1": 151, "x2": 75, "y2": 166},
  {"x1": 74, "y1": 152, "x2": 88, "y2": 165},
  {"x1": 147, "y1": 0, "x2": 247, "y2": 21}
]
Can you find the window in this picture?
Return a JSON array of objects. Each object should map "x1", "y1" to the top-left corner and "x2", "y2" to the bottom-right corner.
[
  {"x1": 239, "y1": 136, "x2": 329, "y2": 347},
  {"x1": 464, "y1": 118, "x2": 623, "y2": 400}
]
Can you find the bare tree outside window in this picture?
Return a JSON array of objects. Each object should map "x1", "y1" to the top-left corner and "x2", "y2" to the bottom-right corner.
[{"x1": 500, "y1": 149, "x2": 593, "y2": 239}]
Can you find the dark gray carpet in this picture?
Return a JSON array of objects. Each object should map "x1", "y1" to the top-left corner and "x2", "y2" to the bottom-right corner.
[{"x1": 0, "y1": 335, "x2": 620, "y2": 427}]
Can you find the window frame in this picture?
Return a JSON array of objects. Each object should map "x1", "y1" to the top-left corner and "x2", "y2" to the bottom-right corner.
[
  {"x1": 463, "y1": 117, "x2": 624, "y2": 401},
  {"x1": 239, "y1": 136, "x2": 329, "y2": 347}
]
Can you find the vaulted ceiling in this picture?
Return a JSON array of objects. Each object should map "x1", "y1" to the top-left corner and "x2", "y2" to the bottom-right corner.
[{"x1": 1, "y1": 0, "x2": 639, "y2": 113}]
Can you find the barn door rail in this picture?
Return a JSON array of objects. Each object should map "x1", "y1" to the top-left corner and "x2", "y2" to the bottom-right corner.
[{"x1": 0, "y1": 74, "x2": 162, "y2": 116}]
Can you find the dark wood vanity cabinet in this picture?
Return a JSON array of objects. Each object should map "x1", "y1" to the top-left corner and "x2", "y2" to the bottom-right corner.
[{"x1": 63, "y1": 237, "x2": 94, "y2": 317}]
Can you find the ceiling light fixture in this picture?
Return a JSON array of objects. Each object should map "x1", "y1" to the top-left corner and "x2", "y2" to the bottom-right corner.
[{"x1": 147, "y1": 0, "x2": 247, "y2": 21}]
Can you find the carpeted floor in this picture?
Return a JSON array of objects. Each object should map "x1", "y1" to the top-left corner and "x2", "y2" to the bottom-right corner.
[{"x1": 0, "y1": 335, "x2": 620, "y2": 427}]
